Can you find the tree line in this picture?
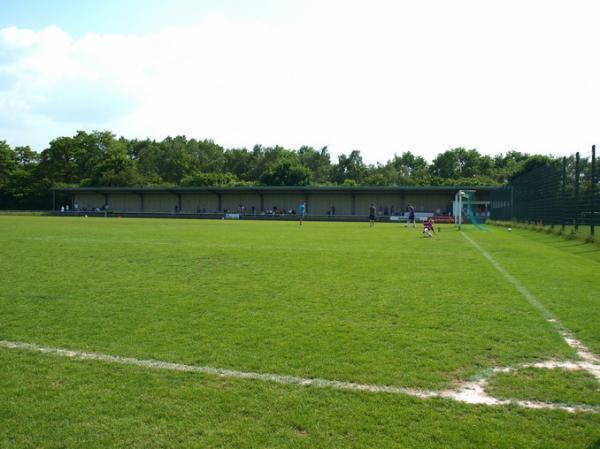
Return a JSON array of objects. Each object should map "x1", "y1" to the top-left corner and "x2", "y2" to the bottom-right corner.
[{"x1": 0, "y1": 130, "x2": 554, "y2": 209}]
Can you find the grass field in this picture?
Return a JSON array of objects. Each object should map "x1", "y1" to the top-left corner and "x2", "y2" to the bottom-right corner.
[{"x1": 1, "y1": 216, "x2": 599, "y2": 448}]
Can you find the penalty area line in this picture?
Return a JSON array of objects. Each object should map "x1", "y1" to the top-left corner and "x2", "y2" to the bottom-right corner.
[{"x1": 0, "y1": 339, "x2": 598, "y2": 413}]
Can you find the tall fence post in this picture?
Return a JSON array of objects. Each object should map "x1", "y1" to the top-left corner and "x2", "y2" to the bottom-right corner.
[
  {"x1": 592, "y1": 145, "x2": 596, "y2": 238},
  {"x1": 574, "y1": 152, "x2": 580, "y2": 231},
  {"x1": 510, "y1": 186, "x2": 514, "y2": 223},
  {"x1": 561, "y1": 157, "x2": 566, "y2": 232}
]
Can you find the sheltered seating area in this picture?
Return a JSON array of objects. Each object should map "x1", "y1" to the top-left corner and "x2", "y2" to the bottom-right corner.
[{"x1": 52, "y1": 186, "x2": 493, "y2": 222}]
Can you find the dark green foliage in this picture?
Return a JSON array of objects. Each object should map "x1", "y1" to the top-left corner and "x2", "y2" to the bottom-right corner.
[
  {"x1": 181, "y1": 172, "x2": 246, "y2": 187},
  {"x1": 332, "y1": 150, "x2": 367, "y2": 184},
  {"x1": 260, "y1": 159, "x2": 312, "y2": 186},
  {"x1": 0, "y1": 132, "x2": 559, "y2": 209},
  {"x1": 298, "y1": 146, "x2": 332, "y2": 183}
]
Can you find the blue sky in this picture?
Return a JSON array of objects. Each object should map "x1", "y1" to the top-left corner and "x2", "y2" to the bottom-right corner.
[
  {"x1": 0, "y1": 0, "x2": 292, "y2": 36},
  {"x1": 0, "y1": 0, "x2": 599, "y2": 162}
]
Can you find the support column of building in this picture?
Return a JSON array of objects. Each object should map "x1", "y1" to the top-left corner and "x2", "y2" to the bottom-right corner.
[
  {"x1": 217, "y1": 192, "x2": 222, "y2": 212},
  {"x1": 304, "y1": 193, "x2": 309, "y2": 214},
  {"x1": 177, "y1": 193, "x2": 182, "y2": 213},
  {"x1": 103, "y1": 193, "x2": 109, "y2": 217},
  {"x1": 260, "y1": 194, "x2": 264, "y2": 212},
  {"x1": 139, "y1": 193, "x2": 145, "y2": 212},
  {"x1": 351, "y1": 193, "x2": 356, "y2": 216}
]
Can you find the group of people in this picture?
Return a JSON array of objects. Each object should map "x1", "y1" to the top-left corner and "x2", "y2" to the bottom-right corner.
[
  {"x1": 295, "y1": 201, "x2": 434, "y2": 237},
  {"x1": 371, "y1": 203, "x2": 435, "y2": 237},
  {"x1": 267, "y1": 206, "x2": 296, "y2": 216},
  {"x1": 369, "y1": 204, "x2": 415, "y2": 224},
  {"x1": 59, "y1": 203, "x2": 107, "y2": 213}
]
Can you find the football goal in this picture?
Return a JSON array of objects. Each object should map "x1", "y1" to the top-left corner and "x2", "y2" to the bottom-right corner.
[{"x1": 453, "y1": 190, "x2": 488, "y2": 231}]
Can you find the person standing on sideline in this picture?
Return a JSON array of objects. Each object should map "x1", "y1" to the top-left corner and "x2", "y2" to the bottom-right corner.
[
  {"x1": 404, "y1": 204, "x2": 416, "y2": 228},
  {"x1": 299, "y1": 201, "x2": 306, "y2": 226},
  {"x1": 369, "y1": 203, "x2": 376, "y2": 227}
]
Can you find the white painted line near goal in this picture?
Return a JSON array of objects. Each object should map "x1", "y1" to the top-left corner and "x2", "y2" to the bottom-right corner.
[
  {"x1": 1, "y1": 339, "x2": 598, "y2": 413},
  {"x1": 0, "y1": 340, "x2": 433, "y2": 397},
  {"x1": 460, "y1": 231, "x2": 600, "y2": 372}
]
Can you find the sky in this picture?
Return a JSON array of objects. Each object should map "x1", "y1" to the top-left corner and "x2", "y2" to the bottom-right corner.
[{"x1": 0, "y1": 0, "x2": 598, "y2": 163}]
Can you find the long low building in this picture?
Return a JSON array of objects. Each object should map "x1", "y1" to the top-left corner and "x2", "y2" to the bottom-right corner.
[{"x1": 52, "y1": 186, "x2": 495, "y2": 218}]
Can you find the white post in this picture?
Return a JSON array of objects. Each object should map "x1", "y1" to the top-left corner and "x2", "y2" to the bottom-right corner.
[
  {"x1": 454, "y1": 193, "x2": 458, "y2": 227},
  {"x1": 458, "y1": 191, "x2": 463, "y2": 230}
]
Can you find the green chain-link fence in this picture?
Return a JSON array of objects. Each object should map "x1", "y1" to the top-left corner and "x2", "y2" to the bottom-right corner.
[{"x1": 491, "y1": 146, "x2": 598, "y2": 238}]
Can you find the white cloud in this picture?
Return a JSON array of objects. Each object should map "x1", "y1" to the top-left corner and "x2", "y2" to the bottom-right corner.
[{"x1": 1, "y1": 0, "x2": 599, "y2": 162}]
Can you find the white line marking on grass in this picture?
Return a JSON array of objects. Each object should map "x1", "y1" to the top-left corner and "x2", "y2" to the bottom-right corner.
[
  {"x1": 461, "y1": 232, "x2": 599, "y2": 365},
  {"x1": 461, "y1": 232, "x2": 557, "y2": 323},
  {"x1": 460, "y1": 232, "x2": 600, "y2": 380},
  {"x1": 1, "y1": 340, "x2": 598, "y2": 413}
]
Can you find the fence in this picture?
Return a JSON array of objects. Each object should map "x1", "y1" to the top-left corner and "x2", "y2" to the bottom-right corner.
[{"x1": 491, "y1": 145, "x2": 598, "y2": 238}]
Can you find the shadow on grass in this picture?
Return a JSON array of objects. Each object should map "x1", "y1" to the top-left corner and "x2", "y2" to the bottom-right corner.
[
  {"x1": 555, "y1": 244, "x2": 600, "y2": 262},
  {"x1": 586, "y1": 439, "x2": 600, "y2": 449},
  {"x1": 491, "y1": 225, "x2": 600, "y2": 262},
  {"x1": 571, "y1": 248, "x2": 600, "y2": 255},
  {"x1": 552, "y1": 242, "x2": 588, "y2": 248}
]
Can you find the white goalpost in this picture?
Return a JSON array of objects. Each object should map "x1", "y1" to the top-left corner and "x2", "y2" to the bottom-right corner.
[
  {"x1": 454, "y1": 189, "x2": 486, "y2": 230},
  {"x1": 453, "y1": 190, "x2": 466, "y2": 229}
]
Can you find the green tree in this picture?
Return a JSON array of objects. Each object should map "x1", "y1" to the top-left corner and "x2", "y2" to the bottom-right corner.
[
  {"x1": 157, "y1": 136, "x2": 194, "y2": 183},
  {"x1": 6, "y1": 146, "x2": 39, "y2": 204},
  {"x1": 508, "y1": 155, "x2": 556, "y2": 181},
  {"x1": 430, "y1": 148, "x2": 486, "y2": 179},
  {"x1": 224, "y1": 148, "x2": 255, "y2": 180},
  {"x1": 181, "y1": 172, "x2": 243, "y2": 186},
  {"x1": 492, "y1": 151, "x2": 532, "y2": 182},
  {"x1": 0, "y1": 141, "x2": 16, "y2": 190},
  {"x1": 260, "y1": 159, "x2": 311, "y2": 186},
  {"x1": 129, "y1": 139, "x2": 164, "y2": 184},
  {"x1": 36, "y1": 136, "x2": 81, "y2": 184},
  {"x1": 298, "y1": 146, "x2": 332, "y2": 183},
  {"x1": 389, "y1": 151, "x2": 428, "y2": 180},
  {"x1": 332, "y1": 150, "x2": 366, "y2": 184},
  {"x1": 189, "y1": 139, "x2": 226, "y2": 173},
  {"x1": 91, "y1": 142, "x2": 141, "y2": 186},
  {"x1": 248, "y1": 145, "x2": 299, "y2": 182}
]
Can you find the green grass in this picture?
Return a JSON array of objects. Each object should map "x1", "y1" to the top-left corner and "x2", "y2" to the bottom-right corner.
[
  {"x1": 0, "y1": 216, "x2": 575, "y2": 389},
  {"x1": 1, "y1": 349, "x2": 599, "y2": 449},
  {"x1": 465, "y1": 226, "x2": 600, "y2": 354},
  {"x1": 0, "y1": 210, "x2": 49, "y2": 216},
  {"x1": 486, "y1": 367, "x2": 600, "y2": 407},
  {"x1": 489, "y1": 220, "x2": 599, "y2": 245},
  {"x1": 1, "y1": 216, "x2": 599, "y2": 448}
]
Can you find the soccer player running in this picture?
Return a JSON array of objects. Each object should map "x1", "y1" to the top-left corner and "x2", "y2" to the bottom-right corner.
[
  {"x1": 404, "y1": 203, "x2": 416, "y2": 228},
  {"x1": 369, "y1": 203, "x2": 376, "y2": 227},
  {"x1": 299, "y1": 201, "x2": 306, "y2": 226}
]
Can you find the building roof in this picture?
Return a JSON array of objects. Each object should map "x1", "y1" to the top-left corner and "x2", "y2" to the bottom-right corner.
[{"x1": 53, "y1": 185, "x2": 499, "y2": 194}]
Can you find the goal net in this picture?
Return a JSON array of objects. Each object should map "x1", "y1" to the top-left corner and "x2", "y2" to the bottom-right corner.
[{"x1": 453, "y1": 190, "x2": 488, "y2": 231}]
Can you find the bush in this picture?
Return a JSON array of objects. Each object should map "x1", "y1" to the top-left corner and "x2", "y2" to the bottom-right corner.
[{"x1": 565, "y1": 229, "x2": 578, "y2": 240}]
